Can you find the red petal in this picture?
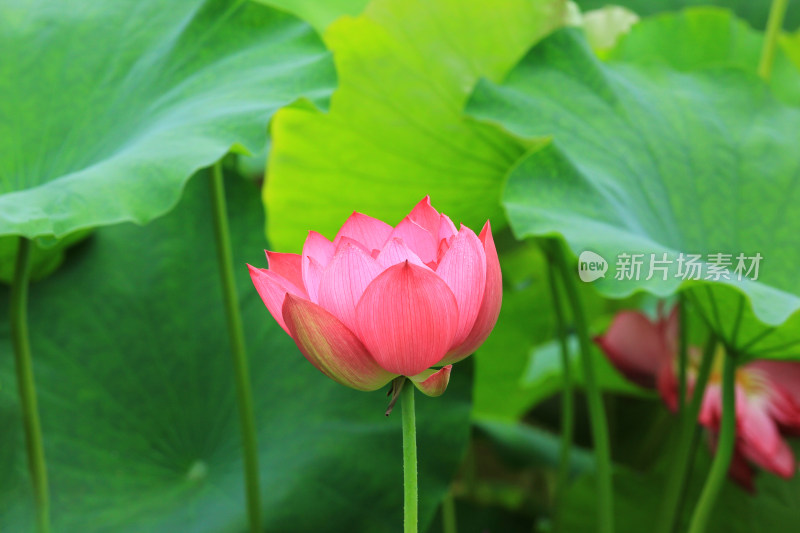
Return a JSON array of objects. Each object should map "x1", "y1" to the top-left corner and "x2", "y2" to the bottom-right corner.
[
  {"x1": 335, "y1": 235, "x2": 372, "y2": 255},
  {"x1": 409, "y1": 365, "x2": 452, "y2": 397},
  {"x1": 388, "y1": 216, "x2": 438, "y2": 264},
  {"x1": 248, "y1": 264, "x2": 306, "y2": 335},
  {"x1": 438, "y1": 214, "x2": 458, "y2": 242},
  {"x1": 302, "y1": 231, "x2": 335, "y2": 300},
  {"x1": 435, "y1": 226, "x2": 486, "y2": 346},
  {"x1": 318, "y1": 243, "x2": 383, "y2": 333},
  {"x1": 265, "y1": 251, "x2": 305, "y2": 295},
  {"x1": 302, "y1": 231, "x2": 335, "y2": 267},
  {"x1": 303, "y1": 256, "x2": 325, "y2": 303},
  {"x1": 739, "y1": 426, "x2": 797, "y2": 478},
  {"x1": 750, "y1": 360, "x2": 800, "y2": 417},
  {"x1": 355, "y1": 262, "x2": 458, "y2": 376},
  {"x1": 441, "y1": 221, "x2": 502, "y2": 363},
  {"x1": 334, "y1": 212, "x2": 393, "y2": 252},
  {"x1": 375, "y1": 237, "x2": 429, "y2": 270},
  {"x1": 282, "y1": 294, "x2": 395, "y2": 391},
  {"x1": 407, "y1": 196, "x2": 440, "y2": 237},
  {"x1": 594, "y1": 310, "x2": 671, "y2": 389}
]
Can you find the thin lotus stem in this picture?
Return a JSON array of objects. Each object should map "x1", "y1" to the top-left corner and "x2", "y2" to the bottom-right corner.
[
  {"x1": 545, "y1": 242, "x2": 574, "y2": 532},
  {"x1": 656, "y1": 334, "x2": 717, "y2": 533},
  {"x1": 677, "y1": 295, "x2": 688, "y2": 413},
  {"x1": 442, "y1": 488, "x2": 457, "y2": 533},
  {"x1": 553, "y1": 241, "x2": 614, "y2": 533},
  {"x1": 11, "y1": 237, "x2": 51, "y2": 533},
  {"x1": 758, "y1": 0, "x2": 789, "y2": 80},
  {"x1": 687, "y1": 351, "x2": 737, "y2": 533},
  {"x1": 401, "y1": 379, "x2": 418, "y2": 533},
  {"x1": 670, "y1": 425, "x2": 704, "y2": 533},
  {"x1": 209, "y1": 161, "x2": 262, "y2": 533}
]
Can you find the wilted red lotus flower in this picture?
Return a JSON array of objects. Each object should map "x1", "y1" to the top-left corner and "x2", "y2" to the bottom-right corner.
[
  {"x1": 248, "y1": 197, "x2": 501, "y2": 397},
  {"x1": 595, "y1": 307, "x2": 800, "y2": 489}
]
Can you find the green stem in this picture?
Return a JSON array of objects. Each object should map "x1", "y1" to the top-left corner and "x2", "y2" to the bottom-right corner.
[
  {"x1": 209, "y1": 162, "x2": 262, "y2": 533},
  {"x1": 656, "y1": 334, "x2": 717, "y2": 533},
  {"x1": 758, "y1": 0, "x2": 789, "y2": 80},
  {"x1": 670, "y1": 425, "x2": 703, "y2": 533},
  {"x1": 687, "y1": 352, "x2": 737, "y2": 533},
  {"x1": 677, "y1": 295, "x2": 688, "y2": 413},
  {"x1": 401, "y1": 380, "x2": 418, "y2": 533},
  {"x1": 553, "y1": 242, "x2": 614, "y2": 533},
  {"x1": 442, "y1": 488, "x2": 457, "y2": 533},
  {"x1": 11, "y1": 238, "x2": 51, "y2": 533},
  {"x1": 545, "y1": 243, "x2": 574, "y2": 532}
]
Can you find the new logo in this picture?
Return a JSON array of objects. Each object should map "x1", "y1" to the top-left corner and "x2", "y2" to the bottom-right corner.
[{"x1": 578, "y1": 250, "x2": 608, "y2": 282}]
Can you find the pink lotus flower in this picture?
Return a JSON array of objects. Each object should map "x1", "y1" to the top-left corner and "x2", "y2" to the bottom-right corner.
[
  {"x1": 595, "y1": 307, "x2": 800, "y2": 488},
  {"x1": 248, "y1": 197, "x2": 502, "y2": 396}
]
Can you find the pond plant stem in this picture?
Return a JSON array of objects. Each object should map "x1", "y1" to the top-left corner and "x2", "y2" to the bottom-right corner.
[
  {"x1": 687, "y1": 352, "x2": 737, "y2": 533},
  {"x1": 11, "y1": 237, "x2": 51, "y2": 533},
  {"x1": 656, "y1": 334, "x2": 717, "y2": 533},
  {"x1": 677, "y1": 295, "x2": 688, "y2": 413},
  {"x1": 553, "y1": 241, "x2": 614, "y2": 533},
  {"x1": 758, "y1": 0, "x2": 789, "y2": 80},
  {"x1": 400, "y1": 379, "x2": 418, "y2": 533},
  {"x1": 545, "y1": 242, "x2": 574, "y2": 532},
  {"x1": 442, "y1": 487, "x2": 457, "y2": 533},
  {"x1": 209, "y1": 161, "x2": 262, "y2": 533}
]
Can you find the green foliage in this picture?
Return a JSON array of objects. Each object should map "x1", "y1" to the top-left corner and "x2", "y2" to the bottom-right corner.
[
  {"x1": 0, "y1": 0, "x2": 334, "y2": 242},
  {"x1": 3, "y1": 0, "x2": 800, "y2": 530},
  {"x1": 609, "y1": 7, "x2": 800, "y2": 105},
  {"x1": 258, "y1": 0, "x2": 370, "y2": 31},
  {"x1": 263, "y1": 0, "x2": 566, "y2": 252},
  {"x1": 0, "y1": 231, "x2": 89, "y2": 283},
  {"x1": 0, "y1": 174, "x2": 472, "y2": 532},
  {"x1": 467, "y1": 28, "x2": 800, "y2": 360},
  {"x1": 522, "y1": 335, "x2": 647, "y2": 406},
  {"x1": 472, "y1": 241, "x2": 556, "y2": 421},
  {"x1": 474, "y1": 419, "x2": 594, "y2": 475},
  {"x1": 563, "y1": 452, "x2": 800, "y2": 532},
  {"x1": 575, "y1": 0, "x2": 800, "y2": 30},
  {"x1": 473, "y1": 237, "x2": 651, "y2": 421}
]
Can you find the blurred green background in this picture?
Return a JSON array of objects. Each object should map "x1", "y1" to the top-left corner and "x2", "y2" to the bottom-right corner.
[{"x1": 2, "y1": 0, "x2": 799, "y2": 532}]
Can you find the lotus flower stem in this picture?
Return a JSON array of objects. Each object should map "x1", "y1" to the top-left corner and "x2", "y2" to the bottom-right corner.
[
  {"x1": 553, "y1": 241, "x2": 614, "y2": 533},
  {"x1": 441, "y1": 488, "x2": 457, "y2": 533},
  {"x1": 758, "y1": 0, "x2": 789, "y2": 80},
  {"x1": 209, "y1": 161, "x2": 262, "y2": 533},
  {"x1": 10, "y1": 237, "x2": 51, "y2": 533},
  {"x1": 656, "y1": 334, "x2": 717, "y2": 533},
  {"x1": 400, "y1": 378, "x2": 418, "y2": 533},
  {"x1": 688, "y1": 352, "x2": 737, "y2": 533},
  {"x1": 677, "y1": 295, "x2": 688, "y2": 413},
  {"x1": 545, "y1": 242, "x2": 574, "y2": 532}
]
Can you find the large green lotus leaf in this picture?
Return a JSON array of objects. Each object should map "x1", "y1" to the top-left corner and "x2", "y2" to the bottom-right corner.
[
  {"x1": 575, "y1": 0, "x2": 800, "y2": 30},
  {"x1": 782, "y1": 29, "x2": 800, "y2": 67},
  {"x1": 0, "y1": 174, "x2": 472, "y2": 532},
  {"x1": 263, "y1": 0, "x2": 565, "y2": 251},
  {"x1": 466, "y1": 29, "x2": 800, "y2": 360},
  {"x1": 608, "y1": 8, "x2": 800, "y2": 105},
  {"x1": 0, "y1": 0, "x2": 334, "y2": 242},
  {"x1": 258, "y1": 0, "x2": 370, "y2": 31}
]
